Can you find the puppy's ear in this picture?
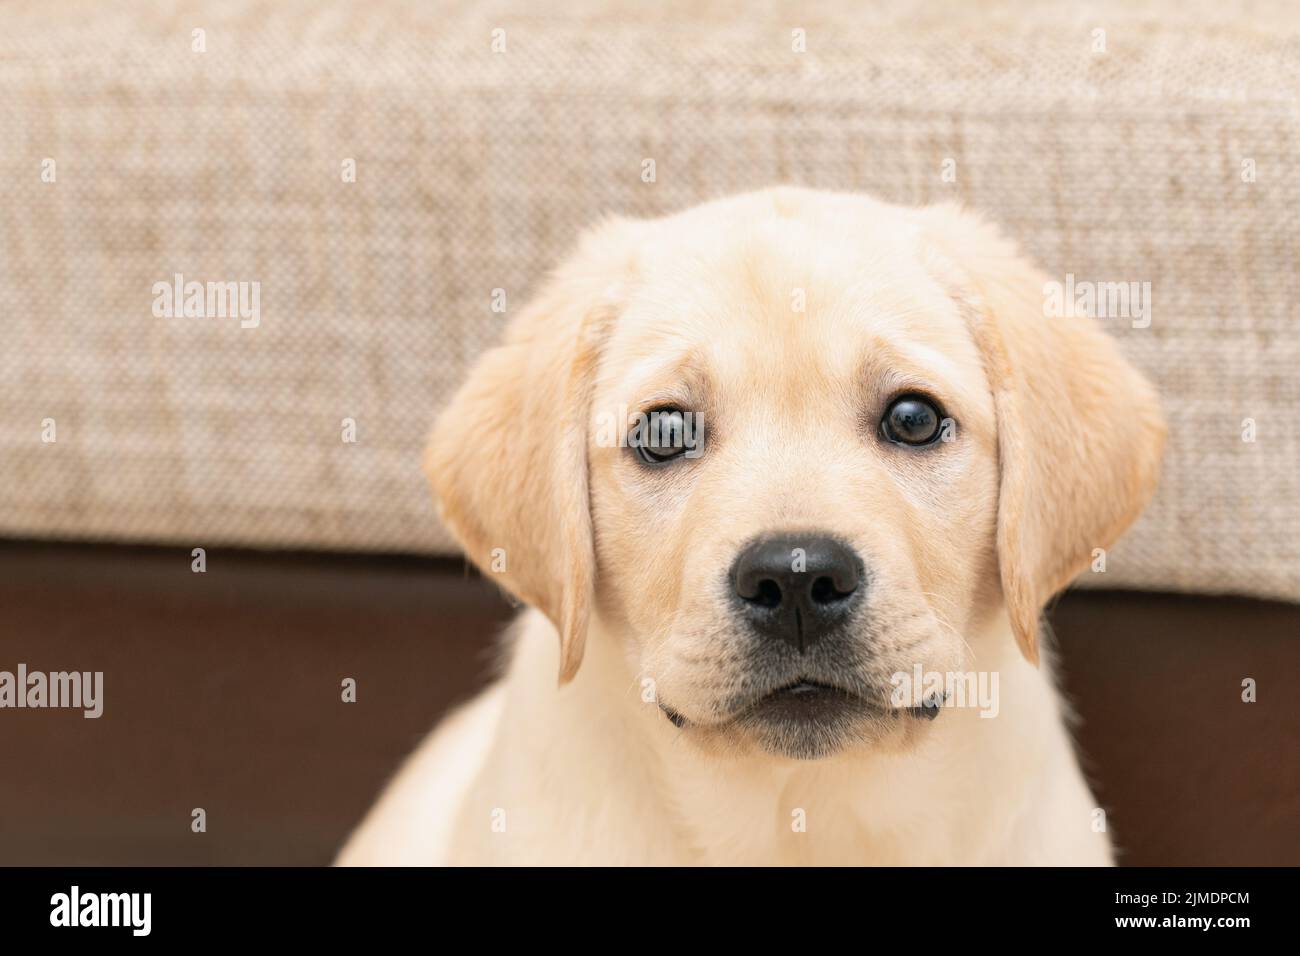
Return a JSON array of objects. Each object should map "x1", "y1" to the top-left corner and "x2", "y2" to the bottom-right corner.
[
  {"x1": 424, "y1": 219, "x2": 638, "y2": 683},
  {"x1": 915, "y1": 205, "x2": 1166, "y2": 664}
]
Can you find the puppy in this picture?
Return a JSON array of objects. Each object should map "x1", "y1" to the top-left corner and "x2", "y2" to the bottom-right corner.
[{"x1": 339, "y1": 188, "x2": 1164, "y2": 866}]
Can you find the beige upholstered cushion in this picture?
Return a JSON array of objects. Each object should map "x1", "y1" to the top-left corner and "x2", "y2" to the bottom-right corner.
[{"x1": 1, "y1": 0, "x2": 1297, "y2": 601}]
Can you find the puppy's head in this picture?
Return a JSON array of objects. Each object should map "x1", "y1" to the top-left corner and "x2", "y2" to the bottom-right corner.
[{"x1": 428, "y1": 188, "x2": 1165, "y2": 760}]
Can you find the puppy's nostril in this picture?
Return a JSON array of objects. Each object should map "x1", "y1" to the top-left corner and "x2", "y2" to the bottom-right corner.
[
  {"x1": 752, "y1": 579, "x2": 783, "y2": 608},
  {"x1": 809, "y1": 574, "x2": 855, "y2": 604}
]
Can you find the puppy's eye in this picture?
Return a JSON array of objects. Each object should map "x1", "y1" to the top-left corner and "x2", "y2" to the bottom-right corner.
[
  {"x1": 881, "y1": 395, "x2": 943, "y2": 446},
  {"x1": 630, "y1": 408, "x2": 696, "y2": 464}
]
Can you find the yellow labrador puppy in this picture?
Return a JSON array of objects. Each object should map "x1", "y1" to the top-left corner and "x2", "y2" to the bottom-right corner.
[{"x1": 340, "y1": 188, "x2": 1164, "y2": 866}]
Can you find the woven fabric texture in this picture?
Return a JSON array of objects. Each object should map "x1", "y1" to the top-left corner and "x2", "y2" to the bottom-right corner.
[{"x1": 1, "y1": 0, "x2": 1297, "y2": 600}]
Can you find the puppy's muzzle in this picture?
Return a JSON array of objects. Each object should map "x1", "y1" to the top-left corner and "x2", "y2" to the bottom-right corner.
[{"x1": 730, "y1": 533, "x2": 863, "y2": 652}]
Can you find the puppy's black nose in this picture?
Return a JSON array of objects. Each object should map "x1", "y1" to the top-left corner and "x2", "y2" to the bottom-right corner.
[{"x1": 731, "y1": 534, "x2": 863, "y2": 652}]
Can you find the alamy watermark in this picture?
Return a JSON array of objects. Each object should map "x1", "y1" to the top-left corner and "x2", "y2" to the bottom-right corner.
[
  {"x1": 152, "y1": 273, "x2": 260, "y2": 328},
  {"x1": 0, "y1": 664, "x2": 103, "y2": 718},
  {"x1": 595, "y1": 405, "x2": 705, "y2": 458},
  {"x1": 1043, "y1": 273, "x2": 1151, "y2": 329},
  {"x1": 890, "y1": 665, "x2": 999, "y2": 718},
  {"x1": 50, "y1": 886, "x2": 150, "y2": 936}
]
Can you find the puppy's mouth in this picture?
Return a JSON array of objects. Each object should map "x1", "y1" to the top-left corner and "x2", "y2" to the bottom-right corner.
[
  {"x1": 742, "y1": 679, "x2": 871, "y2": 722},
  {"x1": 659, "y1": 679, "x2": 942, "y2": 733}
]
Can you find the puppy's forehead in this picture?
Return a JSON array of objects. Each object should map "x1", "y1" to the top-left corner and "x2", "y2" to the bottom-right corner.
[{"x1": 603, "y1": 195, "x2": 980, "y2": 398}]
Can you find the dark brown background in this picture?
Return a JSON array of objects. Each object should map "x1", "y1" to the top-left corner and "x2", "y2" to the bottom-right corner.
[{"x1": 0, "y1": 540, "x2": 1295, "y2": 866}]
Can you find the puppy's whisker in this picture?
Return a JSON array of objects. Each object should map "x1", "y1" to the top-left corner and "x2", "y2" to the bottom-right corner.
[{"x1": 917, "y1": 592, "x2": 976, "y2": 664}]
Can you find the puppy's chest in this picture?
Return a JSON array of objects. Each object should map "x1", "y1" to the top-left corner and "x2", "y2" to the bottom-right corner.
[{"x1": 677, "y1": 788, "x2": 924, "y2": 866}]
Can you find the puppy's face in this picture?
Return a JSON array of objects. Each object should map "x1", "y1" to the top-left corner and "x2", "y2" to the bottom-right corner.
[
  {"x1": 588, "y1": 200, "x2": 999, "y2": 758},
  {"x1": 429, "y1": 189, "x2": 1164, "y2": 762}
]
